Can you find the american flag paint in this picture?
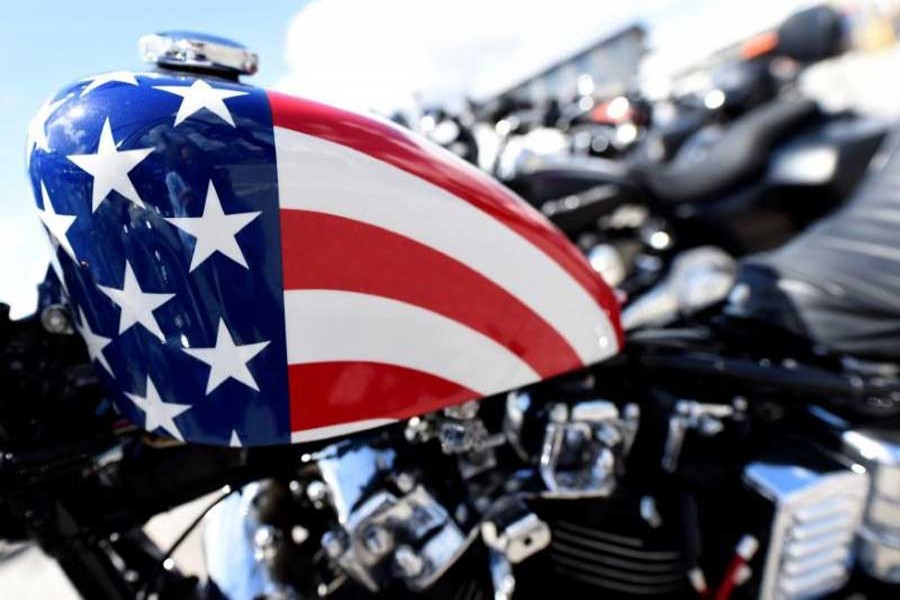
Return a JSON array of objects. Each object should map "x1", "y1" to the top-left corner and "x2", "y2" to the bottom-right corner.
[{"x1": 27, "y1": 71, "x2": 622, "y2": 447}]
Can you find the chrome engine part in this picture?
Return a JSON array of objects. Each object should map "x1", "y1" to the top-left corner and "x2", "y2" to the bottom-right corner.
[
  {"x1": 505, "y1": 393, "x2": 640, "y2": 498},
  {"x1": 316, "y1": 444, "x2": 470, "y2": 593},
  {"x1": 202, "y1": 388, "x2": 892, "y2": 599},
  {"x1": 844, "y1": 428, "x2": 900, "y2": 583},
  {"x1": 539, "y1": 400, "x2": 639, "y2": 497},
  {"x1": 621, "y1": 246, "x2": 736, "y2": 331},
  {"x1": 586, "y1": 243, "x2": 627, "y2": 287},
  {"x1": 481, "y1": 507, "x2": 551, "y2": 565},
  {"x1": 744, "y1": 460, "x2": 869, "y2": 600},
  {"x1": 481, "y1": 499, "x2": 552, "y2": 600},
  {"x1": 321, "y1": 486, "x2": 469, "y2": 592},
  {"x1": 661, "y1": 399, "x2": 744, "y2": 473}
]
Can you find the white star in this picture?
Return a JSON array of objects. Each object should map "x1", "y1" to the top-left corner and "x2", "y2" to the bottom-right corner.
[
  {"x1": 26, "y1": 96, "x2": 66, "y2": 162},
  {"x1": 125, "y1": 375, "x2": 191, "y2": 441},
  {"x1": 98, "y1": 262, "x2": 175, "y2": 341},
  {"x1": 76, "y1": 308, "x2": 113, "y2": 376},
  {"x1": 36, "y1": 182, "x2": 77, "y2": 260},
  {"x1": 165, "y1": 182, "x2": 260, "y2": 271},
  {"x1": 80, "y1": 71, "x2": 139, "y2": 96},
  {"x1": 47, "y1": 242, "x2": 68, "y2": 292},
  {"x1": 67, "y1": 118, "x2": 154, "y2": 212},
  {"x1": 230, "y1": 430, "x2": 242, "y2": 447},
  {"x1": 153, "y1": 79, "x2": 247, "y2": 127},
  {"x1": 183, "y1": 318, "x2": 269, "y2": 395}
]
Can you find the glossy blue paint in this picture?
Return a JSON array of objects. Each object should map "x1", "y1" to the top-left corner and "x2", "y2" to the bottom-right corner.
[{"x1": 28, "y1": 71, "x2": 291, "y2": 445}]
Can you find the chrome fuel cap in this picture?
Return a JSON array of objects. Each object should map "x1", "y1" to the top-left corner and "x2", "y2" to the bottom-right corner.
[{"x1": 138, "y1": 32, "x2": 258, "y2": 77}]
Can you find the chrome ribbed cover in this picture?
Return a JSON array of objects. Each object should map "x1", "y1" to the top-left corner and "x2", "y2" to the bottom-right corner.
[
  {"x1": 745, "y1": 463, "x2": 868, "y2": 600},
  {"x1": 843, "y1": 428, "x2": 900, "y2": 582}
]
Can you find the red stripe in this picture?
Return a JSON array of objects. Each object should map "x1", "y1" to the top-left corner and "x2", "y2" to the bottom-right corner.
[
  {"x1": 289, "y1": 361, "x2": 476, "y2": 432},
  {"x1": 280, "y1": 209, "x2": 582, "y2": 377},
  {"x1": 267, "y1": 92, "x2": 624, "y2": 349}
]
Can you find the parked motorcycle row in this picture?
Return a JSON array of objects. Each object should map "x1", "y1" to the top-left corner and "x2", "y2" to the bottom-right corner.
[
  {"x1": 421, "y1": 6, "x2": 890, "y2": 332},
  {"x1": 5, "y1": 5, "x2": 900, "y2": 600}
]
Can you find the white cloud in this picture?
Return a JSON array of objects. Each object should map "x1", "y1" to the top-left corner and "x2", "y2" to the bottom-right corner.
[
  {"x1": 275, "y1": 0, "x2": 811, "y2": 113},
  {"x1": 640, "y1": 1, "x2": 810, "y2": 83},
  {"x1": 275, "y1": 0, "x2": 673, "y2": 112},
  {"x1": 0, "y1": 213, "x2": 49, "y2": 319}
]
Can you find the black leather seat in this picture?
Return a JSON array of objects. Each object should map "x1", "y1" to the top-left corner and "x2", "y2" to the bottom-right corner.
[
  {"x1": 504, "y1": 155, "x2": 635, "y2": 205},
  {"x1": 731, "y1": 130, "x2": 900, "y2": 360},
  {"x1": 638, "y1": 98, "x2": 819, "y2": 203},
  {"x1": 508, "y1": 99, "x2": 818, "y2": 208}
]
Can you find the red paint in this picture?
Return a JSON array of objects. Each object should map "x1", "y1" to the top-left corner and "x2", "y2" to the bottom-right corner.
[
  {"x1": 268, "y1": 92, "x2": 623, "y2": 349},
  {"x1": 280, "y1": 209, "x2": 582, "y2": 377},
  {"x1": 289, "y1": 361, "x2": 476, "y2": 432}
]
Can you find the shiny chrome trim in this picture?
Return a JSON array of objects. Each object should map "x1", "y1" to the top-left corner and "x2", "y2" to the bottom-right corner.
[
  {"x1": 843, "y1": 429, "x2": 900, "y2": 582},
  {"x1": 744, "y1": 462, "x2": 868, "y2": 600},
  {"x1": 139, "y1": 32, "x2": 258, "y2": 76}
]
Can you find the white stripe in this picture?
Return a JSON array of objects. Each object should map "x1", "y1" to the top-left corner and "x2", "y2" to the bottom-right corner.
[
  {"x1": 284, "y1": 290, "x2": 540, "y2": 395},
  {"x1": 291, "y1": 419, "x2": 396, "y2": 443},
  {"x1": 274, "y1": 126, "x2": 617, "y2": 364}
]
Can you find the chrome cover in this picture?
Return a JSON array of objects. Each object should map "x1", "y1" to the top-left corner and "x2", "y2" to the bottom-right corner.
[
  {"x1": 621, "y1": 246, "x2": 736, "y2": 331},
  {"x1": 539, "y1": 400, "x2": 639, "y2": 497},
  {"x1": 843, "y1": 429, "x2": 900, "y2": 582},
  {"x1": 315, "y1": 442, "x2": 469, "y2": 593},
  {"x1": 322, "y1": 486, "x2": 468, "y2": 592},
  {"x1": 744, "y1": 462, "x2": 868, "y2": 600}
]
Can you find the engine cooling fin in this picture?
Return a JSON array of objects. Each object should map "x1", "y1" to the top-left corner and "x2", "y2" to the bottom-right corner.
[{"x1": 529, "y1": 496, "x2": 690, "y2": 598}]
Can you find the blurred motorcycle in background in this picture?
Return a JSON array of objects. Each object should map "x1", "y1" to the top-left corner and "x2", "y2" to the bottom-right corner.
[
  {"x1": 423, "y1": 5, "x2": 891, "y2": 332},
  {"x1": 5, "y1": 9, "x2": 900, "y2": 600}
]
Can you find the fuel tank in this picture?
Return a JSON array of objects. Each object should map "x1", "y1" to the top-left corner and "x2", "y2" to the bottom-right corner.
[{"x1": 26, "y1": 67, "x2": 622, "y2": 446}]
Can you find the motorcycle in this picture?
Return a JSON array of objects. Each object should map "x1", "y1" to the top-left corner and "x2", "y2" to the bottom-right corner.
[
  {"x1": 486, "y1": 6, "x2": 889, "y2": 329},
  {"x1": 6, "y1": 30, "x2": 900, "y2": 600}
]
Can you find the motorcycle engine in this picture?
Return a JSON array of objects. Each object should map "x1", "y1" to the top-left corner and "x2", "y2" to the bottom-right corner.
[{"x1": 202, "y1": 364, "x2": 886, "y2": 600}]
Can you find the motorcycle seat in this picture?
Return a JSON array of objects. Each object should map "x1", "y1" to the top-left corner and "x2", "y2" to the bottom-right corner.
[
  {"x1": 731, "y1": 129, "x2": 900, "y2": 360},
  {"x1": 504, "y1": 155, "x2": 636, "y2": 205},
  {"x1": 637, "y1": 98, "x2": 819, "y2": 203}
]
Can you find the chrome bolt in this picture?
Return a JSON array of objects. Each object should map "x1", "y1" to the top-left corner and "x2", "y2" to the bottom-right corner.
[
  {"x1": 444, "y1": 400, "x2": 479, "y2": 420},
  {"x1": 394, "y1": 545, "x2": 425, "y2": 578},
  {"x1": 624, "y1": 403, "x2": 640, "y2": 421},
  {"x1": 306, "y1": 480, "x2": 328, "y2": 505},
  {"x1": 455, "y1": 504, "x2": 469, "y2": 523},
  {"x1": 321, "y1": 530, "x2": 345, "y2": 559},
  {"x1": 291, "y1": 525, "x2": 309, "y2": 545},
  {"x1": 253, "y1": 526, "x2": 274, "y2": 549},
  {"x1": 698, "y1": 415, "x2": 724, "y2": 436},
  {"x1": 549, "y1": 404, "x2": 569, "y2": 424},
  {"x1": 395, "y1": 472, "x2": 415, "y2": 494},
  {"x1": 404, "y1": 416, "x2": 431, "y2": 443},
  {"x1": 362, "y1": 524, "x2": 393, "y2": 556},
  {"x1": 640, "y1": 496, "x2": 663, "y2": 529},
  {"x1": 41, "y1": 304, "x2": 72, "y2": 334}
]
